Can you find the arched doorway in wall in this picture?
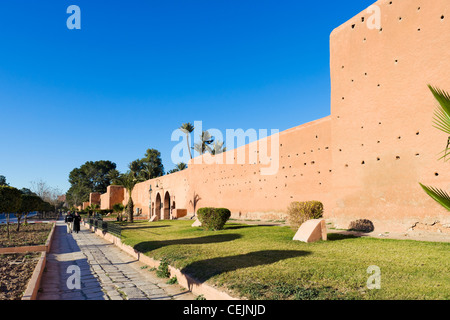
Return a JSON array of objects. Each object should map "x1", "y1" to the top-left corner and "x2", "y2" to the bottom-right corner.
[
  {"x1": 164, "y1": 192, "x2": 171, "y2": 220},
  {"x1": 155, "y1": 193, "x2": 162, "y2": 220}
]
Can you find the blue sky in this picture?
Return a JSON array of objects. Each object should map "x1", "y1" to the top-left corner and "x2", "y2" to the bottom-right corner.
[{"x1": 0, "y1": 0, "x2": 374, "y2": 193}]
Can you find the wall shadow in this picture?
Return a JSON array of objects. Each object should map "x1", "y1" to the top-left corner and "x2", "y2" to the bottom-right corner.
[
  {"x1": 182, "y1": 250, "x2": 311, "y2": 283},
  {"x1": 223, "y1": 224, "x2": 257, "y2": 231},
  {"x1": 38, "y1": 221, "x2": 106, "y2": 300},
  {"x1": 119, "y1": 225, "x2": 170, "y2": 231},
  {"x1": 133, "y1": 233, "x2": 242, "y2": 253}
]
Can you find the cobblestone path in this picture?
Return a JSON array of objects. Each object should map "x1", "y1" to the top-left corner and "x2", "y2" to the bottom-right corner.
[{"x1": 37, "y1": 220, "x2": 195, "y2": 300}]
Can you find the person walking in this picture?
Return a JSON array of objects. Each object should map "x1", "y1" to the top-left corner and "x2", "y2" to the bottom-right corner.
[
  {"x1": 73, "y1": 212, "x2": 81, "y2": 234},
  {"x1": 65, "y1": 211, "x2": 74, "y2": 234}
]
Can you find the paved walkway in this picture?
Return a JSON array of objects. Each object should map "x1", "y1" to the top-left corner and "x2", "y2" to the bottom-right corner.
[{"x1": 37, "y1": 220, "x2": 196, "y2": 300}]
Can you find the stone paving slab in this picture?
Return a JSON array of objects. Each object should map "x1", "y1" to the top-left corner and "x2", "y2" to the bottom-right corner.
[{"x1": 37, "y1": 220, "x2": 195, "y2": 300}]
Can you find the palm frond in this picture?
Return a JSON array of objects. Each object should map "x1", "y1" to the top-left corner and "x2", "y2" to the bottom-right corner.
[
  {"x1": 428, "y1": 85, "x2": 450, "y2": 134},
  {"x1": 419, "y1": 183, "x2": 450, "y2": 211}
]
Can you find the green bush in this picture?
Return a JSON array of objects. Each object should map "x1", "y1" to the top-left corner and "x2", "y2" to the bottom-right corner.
[
  {"x1": 287, "y1": 201, "x2": 323, "y2": 230},
  {"x1": 156, "y1": 258, "x2": 170, "y2": 278},
  {"x1": 197, "y1": 207, "x2": 231, "y2": 230},
  {"x1": 166, "y1": 276, "x2": 178, "y2": 285}
]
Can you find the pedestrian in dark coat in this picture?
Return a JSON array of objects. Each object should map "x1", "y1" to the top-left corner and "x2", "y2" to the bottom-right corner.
[{"x1": 73, "y1": 212, "x2": 81, "y2": 233}]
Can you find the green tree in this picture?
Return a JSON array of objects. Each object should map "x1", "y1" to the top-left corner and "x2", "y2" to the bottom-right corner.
[
  {"x1": 17, "y1": 194, "x2": 41, "y2": 231},
  {"x1": 0, "y1": 175, "x2": 8, "y2": 186},
  {"x1": 0, "y1": 186, "x2": 22, "y2": 239},
  {"x1": 180, "y1": 122, "x2": 195, "y2": 159},
  {"x1": 419, "y1": 85, "x2": 450, "y2": 210},
  {"x1": 20, "y1": 188, "x2": 36, "y2": 196},
  {"x1": 167, "y1": 162, "x2": 188, "y2": 174},
  {"x1": 128, "y1": 148, "x2": 164, "y2": 181},
  {"x1": 66, "y1": 160, "x2": 117, "y2": 206}
]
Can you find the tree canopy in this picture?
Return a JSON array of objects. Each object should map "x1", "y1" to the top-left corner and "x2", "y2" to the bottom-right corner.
[
  {"x1": 0, "y1": 186, "x2": 22, "y2": 213},
  {"x1": 0, "y1": 175, "x2": 8, "y2": 186},
  {"x1": 128, "y1": 148, "x2": 164, "y2": 181},
  {"x1": 66, "y1": 160, "x2": 118, "y2": 206}
]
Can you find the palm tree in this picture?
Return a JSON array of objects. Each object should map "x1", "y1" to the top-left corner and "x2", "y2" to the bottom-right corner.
[
  {"x1": 180, "y1": 123, "x2": 195, "y2": 159},
  {"x1": 206, "y1": 140, "x2": 227, "y2": 155},
  {"x1": 419, "y1": 85, "x2": 450, "y2": 211},
  {"x1": 194, "y1": 130, "x2": 214, "y2": 155},
  {"x1": 113, "y1": 171, "x2": 140, "y2": 222},
  {"x1": 112, "y1": 203, "x2": 125, "y2": 221},
  {"x1": 167, "y1": 163, "x2": 188, "y2": 174}
]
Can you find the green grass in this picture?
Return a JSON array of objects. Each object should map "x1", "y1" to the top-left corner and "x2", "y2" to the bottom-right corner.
[{"x1": 119, "y1": 220, "x2": 450, "y2": 300}]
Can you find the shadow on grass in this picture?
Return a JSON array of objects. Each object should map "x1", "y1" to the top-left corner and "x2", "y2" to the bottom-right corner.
[
  {"x1": 223, "y1": 224, "x2": 257, "y2": 231},
  {"x1": 327, "y1": 233, "x2": 359, "y2": 241},
  {"x1": 133, "y1": 233, "x2": 242, "y2": 253},
  {"x1": 182, "y1": 250, "x2": 311, "y2": 283},
  {"x1": 120, "y1": 224, "x2": 171, "y2": 231}
]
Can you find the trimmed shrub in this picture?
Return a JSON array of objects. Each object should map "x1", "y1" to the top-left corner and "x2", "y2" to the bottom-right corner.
[
  {"x1": 287, "y1": 201, "x2": 324, "y2": 230},
  {"x1": 348, "y1": 219, "x2": 374, "y2": 232},
  {"x1": 197, "y1": 207, "x2": 231, "y2": 230}
]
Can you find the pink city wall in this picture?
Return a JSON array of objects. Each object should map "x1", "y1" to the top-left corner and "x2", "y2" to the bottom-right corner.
[
  {"x1": 328, "y1": 0, "x2": 450, "y2": 232},
  {"x1": 94, "y1": 0, "x2": 449, "y2": 233}
]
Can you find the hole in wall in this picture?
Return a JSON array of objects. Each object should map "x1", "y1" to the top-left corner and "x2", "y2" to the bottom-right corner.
[
  {"x1": 435, "y1": 172, "x2": 439, "y2": 176},
  {"x1": 361, "y1": 161, "x2": 365, "y2": 165},
  {"x1": 352, "y1": 24, "x2": 356, "y2": 29},
  {"x1": 441, "y1": 15, "x2": 445, "y2": 20},
  {"x1": 396, "y1": 156, "x2": 400, "y2": 160},
  {"x1": 377, "y1": 157, "x2": 380, "y2": 161},
  {"x1": 416, "y1": 131, "x2": 420, "y2": 135}
]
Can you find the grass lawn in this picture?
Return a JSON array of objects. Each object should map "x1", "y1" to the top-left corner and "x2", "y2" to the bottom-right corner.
[{"x1": 119, "y1": 220, "x2": 450, "y2": 300}]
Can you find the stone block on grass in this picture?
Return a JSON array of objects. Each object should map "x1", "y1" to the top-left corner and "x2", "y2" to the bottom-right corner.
[
  {"x1": 191, "y1": 219, "x2": 202, "y2": 227},
  {"x1": 293, "y1": 219, "x2": 327, "y2": 243}
]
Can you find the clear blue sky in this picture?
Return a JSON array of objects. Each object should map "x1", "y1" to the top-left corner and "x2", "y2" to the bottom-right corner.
[{"x1": 0, "y1": 0, "x2": 374, "y2": 193}]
